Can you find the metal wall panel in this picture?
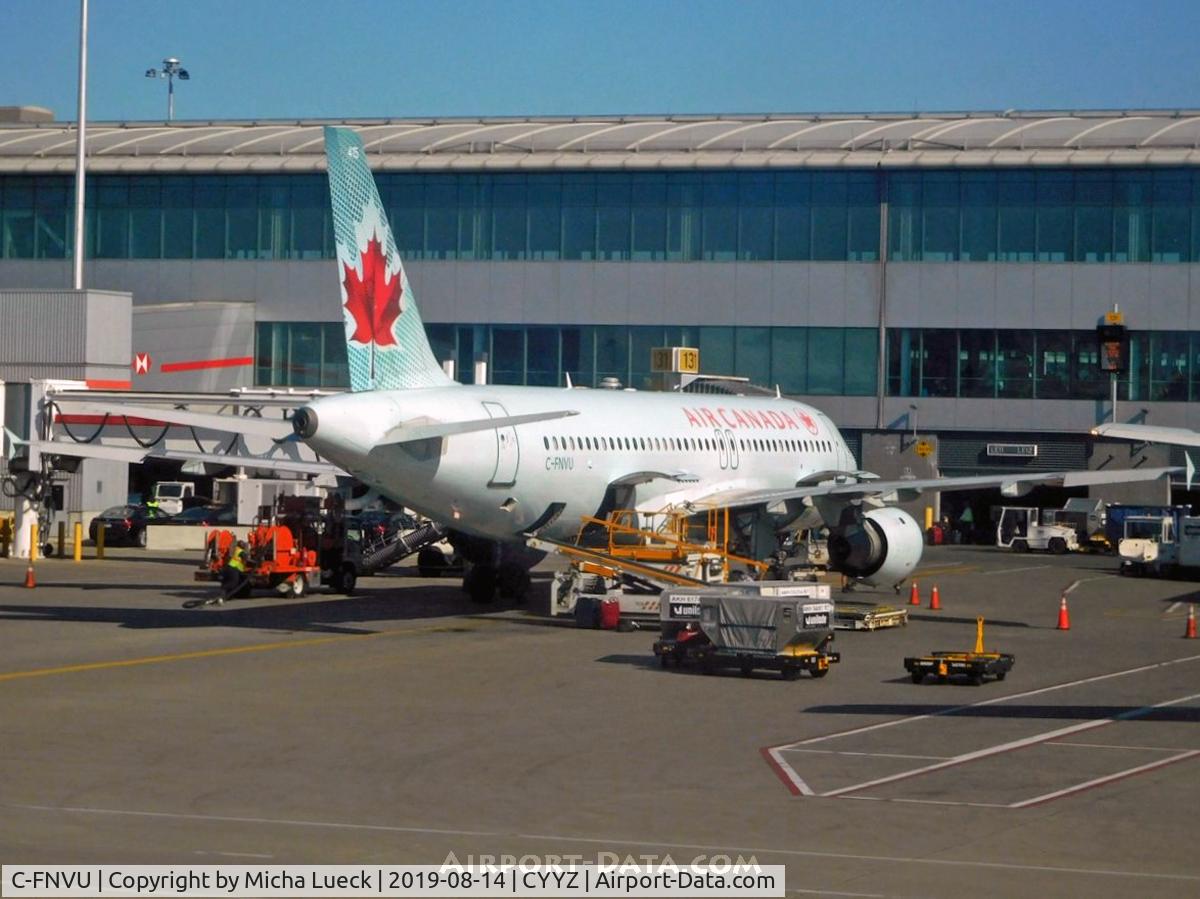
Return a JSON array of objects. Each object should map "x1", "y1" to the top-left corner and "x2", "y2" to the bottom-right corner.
[
  {"x1": 84, "y1": 291, "x2": 133, "y2": 368},
  {"x1": 0, "y1": 290, "x2": 90, "y2": 364},
  {"x1": 132, "y1": 302, "x2": 255, "y2": 392}
]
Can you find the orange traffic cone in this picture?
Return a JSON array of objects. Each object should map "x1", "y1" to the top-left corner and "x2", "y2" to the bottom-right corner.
[
  {"x1": 909, "y1": 581, "x2": 921, "y2": 606},
  {"x1": 1185, "y1": 604, "x2": 1197, "y2": 640},
  {"x1": 23, "y1": 563, "x2": 36, "y2": 589},
  {"x1": 1056, "y1": 594, "x2": 1071, "y2": 631},
  {"x1": 929, "y1": 585, "x2": 941, "y2": 610}
]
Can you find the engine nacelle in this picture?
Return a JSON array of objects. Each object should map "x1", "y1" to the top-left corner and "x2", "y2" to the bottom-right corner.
[{"x1": 827, "y1": 506, "x2": 924, "y2": 587}]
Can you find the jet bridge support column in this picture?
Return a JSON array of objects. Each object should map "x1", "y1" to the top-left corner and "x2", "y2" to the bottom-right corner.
[{"x1": 11, "y1": 383, "x2": 45, "y2": 560}]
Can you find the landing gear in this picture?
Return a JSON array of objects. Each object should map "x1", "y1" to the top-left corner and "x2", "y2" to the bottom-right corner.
[
  {"x1": 497, "y1": 564, "x2": 531, "y2": 602},
  {"x1": 464, "y1": 565, "x2": 497, "y2": 603}
]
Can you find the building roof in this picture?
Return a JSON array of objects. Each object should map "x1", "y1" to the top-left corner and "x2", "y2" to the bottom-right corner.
[{"x1": 3, "y1": 111, "x2": 1200, "y2": 174}]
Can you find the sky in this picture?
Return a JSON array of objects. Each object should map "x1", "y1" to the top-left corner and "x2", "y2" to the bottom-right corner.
[{"x1": 3, "y1": 0, "x2": 1200, "y2": 122}]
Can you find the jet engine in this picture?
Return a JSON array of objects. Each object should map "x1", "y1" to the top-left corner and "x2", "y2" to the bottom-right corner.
[{"x1": 827, "y1": 505, "x2": 924, "y2": 588}]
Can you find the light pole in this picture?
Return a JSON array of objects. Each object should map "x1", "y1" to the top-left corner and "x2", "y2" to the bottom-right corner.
[{"x1": 145, "y1": 57, "x2": 190, "y2": 120}]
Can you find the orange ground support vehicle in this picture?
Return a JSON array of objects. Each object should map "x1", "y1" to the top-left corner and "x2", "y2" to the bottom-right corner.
[{"x1": 196, "y1": 495, "x2": 351, "y2": 598}]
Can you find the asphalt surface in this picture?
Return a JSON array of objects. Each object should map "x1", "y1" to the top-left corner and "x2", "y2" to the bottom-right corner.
[{"x1": 1, "y1": 545, "x2": 1199, "y2": 898}]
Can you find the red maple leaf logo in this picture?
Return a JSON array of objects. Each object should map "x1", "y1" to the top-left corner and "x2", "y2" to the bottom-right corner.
[
  {"x1": 343, "y1": 233, "x2": 403, "y2": 347},
  {"x1": 798, "y1": 411, "x2": 820, "y2": 435}
]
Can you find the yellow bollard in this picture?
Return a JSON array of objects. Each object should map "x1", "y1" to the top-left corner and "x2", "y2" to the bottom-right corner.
[
  {"x1": 96, "y1": 524, "x2": 105, "y2": 560},
  {"x1": 57, "y1": 521, "x2": 65, "y2": 558},
  {"x1": 30, "y1": 522, "x2": 39, "y2": 562},
  {"x1": 73, "y1": 522, "x2": 83, "y2": 562},
  {"x1": 924, "y1": 506, "x2": 934, "y2": 531}
]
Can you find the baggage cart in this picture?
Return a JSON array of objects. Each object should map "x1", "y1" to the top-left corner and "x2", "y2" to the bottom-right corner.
[
  {"x1": 904, "y1": 617, "x2": 1014, "y2": 685},
  {"x1": 653, "y1": 583, "x2": 839, "y2": 679}
]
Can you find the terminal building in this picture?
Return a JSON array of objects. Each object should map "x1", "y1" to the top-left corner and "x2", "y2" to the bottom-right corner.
[{"x1": 3, "y1": 108, "x2": 1200, "y2": 514}]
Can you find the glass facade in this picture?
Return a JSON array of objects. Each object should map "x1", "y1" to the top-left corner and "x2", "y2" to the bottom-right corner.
[
  {"x1": 255, "y1": 322, "x2": 879, "y2": 395},
  {"x1": 889, "y1": 169, "x2": 1200, "y2": 263},
  {"x1": 6, "y1": 167, "x2": 1200, "y2": 263},
  {"x1": 887, "y1": 328, "x2": 1200, "y2": 401},
  {"x1": 0, "y1": 171, "x2": 880, "y2": 263}
]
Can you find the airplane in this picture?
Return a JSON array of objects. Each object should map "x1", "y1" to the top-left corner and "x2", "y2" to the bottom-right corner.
[
  {"x1": 10, "y1": 126, "x2": 1182, "y2": 597},
  {"x1": 275, "y1": 126, "x2": 1186, "y2": 602}
]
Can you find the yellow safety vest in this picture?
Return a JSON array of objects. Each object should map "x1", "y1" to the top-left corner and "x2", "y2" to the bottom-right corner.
[{"x1": 229, "y1": 547, "x2": 247, "y2": 572}]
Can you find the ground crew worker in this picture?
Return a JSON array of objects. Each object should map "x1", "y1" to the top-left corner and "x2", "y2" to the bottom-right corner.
[{"x1": 220, "y1": 540, "x2": 250, "y2": 603}]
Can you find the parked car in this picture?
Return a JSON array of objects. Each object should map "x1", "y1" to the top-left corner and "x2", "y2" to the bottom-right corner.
[
  {"x1": 164, "y1": 504, "x2": 237, "y2": 527},
  {"x1": 88, "y1": 504, "x2": 165, "y2": 547}
]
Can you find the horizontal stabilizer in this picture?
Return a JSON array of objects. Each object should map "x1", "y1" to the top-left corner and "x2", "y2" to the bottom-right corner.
[{"x1": 380, "y1": 409, "x2": 579, "y2": 445}]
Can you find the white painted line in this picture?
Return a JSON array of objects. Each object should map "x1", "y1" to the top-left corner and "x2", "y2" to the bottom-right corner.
[
  {"x1": 1049, "y1": 741, "x2": 1186, "y2": 752},
  {"x1": 783, "y1": 749, "x2": 951, "y2": 761},
  {"x1": 1009, "y1": 750, "x2": 1200, "y2": 808},
  {"x1": 1062, "y1": 578, "x2": 1082, "y2": 596},
  {"x1": 512, "y1": 832, "x2": 1200, "y2": 884},
  {"x1": 1167, "y1": 601, "x2": 1183, "y2": 614},
  {"x1": 8, "y1": 803, "x2": 499, "y2": 838},
  {"x1": 981, "y1": 564, "x2": 1051, "y2": 575},
  {"x1": 787, "y1": 889, "x2": 884, "y2": 897},
  {"x1": 819, "y1": 691, "x2": 1200, "y2": 799},
  {"x1": 12, "y1": 803, "x2": 1198, "y2": 886},
  {"x1": 841, "y1": 796, "x2": 1007, "y2": 808},
  {"x1": 193, "y1": 850, "x2": 275, "y2": 859},
  {"x1": 765, "y1": 748, "x2": 815, "y2": 796},
  {"x1": 771, "y1": 653, "x2": 1200, "y2": 752}
]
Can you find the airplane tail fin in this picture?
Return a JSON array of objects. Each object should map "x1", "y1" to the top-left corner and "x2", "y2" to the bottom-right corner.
[{"x1": 323, "y1": 126, "x2": 454, "y2": 392}]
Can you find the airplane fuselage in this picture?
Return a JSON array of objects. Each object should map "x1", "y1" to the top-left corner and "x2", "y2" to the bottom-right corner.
[{"x1": 300, "y1": 385, "x2": 856, "y2": 544}]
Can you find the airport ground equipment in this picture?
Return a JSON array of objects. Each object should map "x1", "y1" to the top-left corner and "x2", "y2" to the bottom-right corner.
[
  {"x1": 835, "y1": 602, "x2": 909, "y2": 630},
  {"x1": 653, "y1": 583, "x2": 838, "y2": 679},
  {"x1": 151, "y1": 480, "x2": 195, "y2": 516},
  {"x1": 538, "y1": 507, "x2": 772, "y2": 626},
  {"x1": 994, "y1": 506, "x2": 1079, "y2": 554},
  {"x1": 904, "y1": 617, "x2": 1014, "y2": 685},
  {"x1": 195, "y1": 495, "x2": 447, "y2": 601},
  {"x1": 213, "y1": 476, "x2": 325, "y2": 525},
  {"x1": 1118, "y1": 510, "x2": 1200, "y2": 577}
]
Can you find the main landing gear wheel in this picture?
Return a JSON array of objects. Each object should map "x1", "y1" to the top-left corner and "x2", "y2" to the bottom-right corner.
[
  {"x1": 464, "y1": 566, "x2": 497, "y2": 604},
  {"x1": 290, "y1": 574, "x2": 307, "y2": 598}
]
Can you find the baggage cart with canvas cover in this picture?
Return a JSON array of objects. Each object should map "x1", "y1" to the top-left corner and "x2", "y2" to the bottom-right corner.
[{"x1": 653, "y1": 583, "x2": 839, "y2": 679}]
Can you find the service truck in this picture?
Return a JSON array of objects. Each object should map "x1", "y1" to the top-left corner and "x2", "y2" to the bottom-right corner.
[
  {"x1": 151, "y1": 481, "x2": 195, "y2": 516},
  {"x1": 1118, "y1": 510, "x2": 1200, "y2": 577},
  {"x1": 994, "y1": 506, "x2": 1079, "y2": 554}
]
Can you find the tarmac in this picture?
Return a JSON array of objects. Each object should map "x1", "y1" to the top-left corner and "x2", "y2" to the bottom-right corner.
[{"x1": 1, "y1": 544, "x2": 1199, "y2": 898}]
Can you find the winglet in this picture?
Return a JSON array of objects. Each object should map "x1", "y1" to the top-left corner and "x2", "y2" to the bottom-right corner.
[
  {"x1": 565, "y1": 372, "x2": 573, "y2": 389},
  {"x1": 1188, "y1": 452, "x2": 1195, "y2": 492}
]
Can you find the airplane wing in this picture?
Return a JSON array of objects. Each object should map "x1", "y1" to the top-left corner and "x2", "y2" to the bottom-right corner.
[
  {"x1": 380, "y1": 409, "x2": 579, "y2": 445},
  {"x1": 681, "y1": 464, "x2": 1185, "y2": 511},
  {"x1": 1092, "y1": 422, "x2": 1200, "y2": 448}
]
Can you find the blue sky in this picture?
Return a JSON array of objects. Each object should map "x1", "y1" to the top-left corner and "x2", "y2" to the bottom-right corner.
[{"x1": 4, "y1": 0, "x2": 1200, "y2": 121}]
